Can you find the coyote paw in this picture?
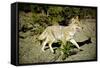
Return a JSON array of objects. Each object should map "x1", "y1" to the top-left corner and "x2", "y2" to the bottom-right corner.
[
  {"x1": 79, "y1": 49, "x2": 83, "y2": 51},
  {"x1": 42, "y1": 49, "x2": 45, "y2": 52},
  {"x1": 51, "y1": 50, "x2": 54, "y2": 53}
]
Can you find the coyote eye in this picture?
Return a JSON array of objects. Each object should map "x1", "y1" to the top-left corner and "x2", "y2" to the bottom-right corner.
[{"x1": 76, "y1": 27, "x2": 79, "y2": 30}]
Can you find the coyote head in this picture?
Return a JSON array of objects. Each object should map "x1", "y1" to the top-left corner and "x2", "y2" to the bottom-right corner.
[{"x1": 69, "y1": 16, "x2": 82, "y2": 32}]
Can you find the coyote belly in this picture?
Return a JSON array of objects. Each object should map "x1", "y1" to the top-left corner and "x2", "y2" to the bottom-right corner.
[{"x1": 38, "y1": 16, "x2": 82, "y2": 53}]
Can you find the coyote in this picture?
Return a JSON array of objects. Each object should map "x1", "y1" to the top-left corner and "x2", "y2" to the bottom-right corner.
[{"x1": 38, "y1": 16, "x2": 82, "y2": 53}]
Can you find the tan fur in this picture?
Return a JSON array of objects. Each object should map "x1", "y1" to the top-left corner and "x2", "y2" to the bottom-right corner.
[{"x1": 38, "y1": 16, "x2": 82, "y2": 53}]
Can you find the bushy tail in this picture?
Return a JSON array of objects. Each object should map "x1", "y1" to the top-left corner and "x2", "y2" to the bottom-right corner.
[{"x1": 38, "y1": 29, "x2": 48, "y2": 40}]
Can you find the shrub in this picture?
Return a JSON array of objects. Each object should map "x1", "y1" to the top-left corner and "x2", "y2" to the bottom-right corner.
[{"x1": 59, "y1": 41, "x2": 74, "y2": 60}]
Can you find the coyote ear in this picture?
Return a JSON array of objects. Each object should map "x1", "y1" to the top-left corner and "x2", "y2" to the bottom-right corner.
[
  {"x1": 75, "y1": 16, "x2": 79, "y2": 20},
  {"x1": 69, "y1": 17, "x2": 74, "y2": 24}
]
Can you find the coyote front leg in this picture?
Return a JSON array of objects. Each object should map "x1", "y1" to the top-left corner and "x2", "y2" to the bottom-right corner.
[
  {"x1": 49, "y1": 42, "x2": 54, "y2": 53},
  {"x1": 70, "y1": 39, "x2": 80, "y2": 50}
]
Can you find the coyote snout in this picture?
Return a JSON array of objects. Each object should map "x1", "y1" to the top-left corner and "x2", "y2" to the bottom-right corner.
[{"x1": 38, "y1": 16, "x2": 82, "y2": 53}]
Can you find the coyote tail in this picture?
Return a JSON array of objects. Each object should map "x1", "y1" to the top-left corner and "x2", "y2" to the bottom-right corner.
[{"x1": 38, "y1": 28, "x2": 48, "y2": 40}]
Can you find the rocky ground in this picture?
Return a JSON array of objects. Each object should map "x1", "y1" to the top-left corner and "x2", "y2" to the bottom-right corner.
[{"x1": 19, "y1": 19, "x2": 97, "y2": 64}]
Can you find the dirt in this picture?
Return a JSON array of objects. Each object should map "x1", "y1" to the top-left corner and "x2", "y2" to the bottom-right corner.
[{"x1": 19, "y1": 19, "x2": 97, "y2": 64}]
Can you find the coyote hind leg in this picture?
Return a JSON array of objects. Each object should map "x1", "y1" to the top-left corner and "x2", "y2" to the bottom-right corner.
[{"x1": 41, "y1": 39, "x2": 48, "y2": 52}]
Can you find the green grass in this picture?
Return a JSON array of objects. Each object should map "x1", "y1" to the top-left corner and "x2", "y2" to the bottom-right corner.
[{"x1": 59, "y1": 41, "x2": 75, "y2": 60}]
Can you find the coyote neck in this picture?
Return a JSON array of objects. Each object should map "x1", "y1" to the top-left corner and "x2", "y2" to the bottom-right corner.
[{"x1": 63, "y1": 24, "x2": 78, "y2": 40}]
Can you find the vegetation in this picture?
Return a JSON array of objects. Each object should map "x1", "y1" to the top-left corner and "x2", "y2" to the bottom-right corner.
[
  {"x1": 58, "y1": 41, "x2": 75, "y2": 60},
  {"x1": 19, "y1": 3, "x2": 96, "y2": 35}
]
